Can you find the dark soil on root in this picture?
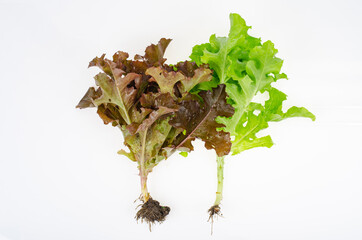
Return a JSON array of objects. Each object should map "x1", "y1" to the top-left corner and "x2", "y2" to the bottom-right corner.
[
  {"x1": 135, "y1": 198, "x2": 170, "y2": 225},
  {"x1": 208, "y1": 205, "x2": 222, "y2": 221},
  {"x1": 208, "y1": 205, "x2": 222, "y2": 234}
]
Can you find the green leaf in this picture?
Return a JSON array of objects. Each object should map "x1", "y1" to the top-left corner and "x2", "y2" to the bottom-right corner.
[
  {"x1": 190, "y1": 13, "x2": 261, "y2": 85},
  {"x1": 179, "y1": 152, "x2": 188, "y2": 157},
  {"x1": 191, "y1": 13, "x2": 315, "y2": 155},
  {"x1": 284, "y1": 107, "x2": 316, "y2": 121},
  {"x1": 232, "y1": 135, "x2": 273, "y2": 155},
  {"x1": 246, "y1": 41, "x2": 284, "y2": 91},
  {"x1": 117, "y1": 149, "x2": 136, "y2": 161},
  {"x1": 263, "y1": 88, "x2": 316, "y2": 122}
]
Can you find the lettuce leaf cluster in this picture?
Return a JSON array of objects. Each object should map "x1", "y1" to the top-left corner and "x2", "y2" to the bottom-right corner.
[
  {"x1": 191, "y1": 14, "x2": 315, "y2": 155},
  {"x1": 190, "y1": 13, "x2": 315, "y2": 221},
  {"x1": 77, "y1": 13, "x2": 315, "y2": 227},
  {"x1": 77, "y1": 38, "x2": 233, "y2": 224}
]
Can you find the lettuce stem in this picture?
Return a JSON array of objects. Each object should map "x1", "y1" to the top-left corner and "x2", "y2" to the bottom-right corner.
[
  {"x1": 214, "y1": 155, "x2": 225, "y2": 206},
  {"x1": 139, "y1": 129, "x2": 150, "y2": 202},
  {"x1": 140, "y1": 173, "x2": 150, "y2": 202}
]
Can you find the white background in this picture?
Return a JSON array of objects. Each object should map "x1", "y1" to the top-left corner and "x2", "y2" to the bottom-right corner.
[{"x1": 0, "y1": 0, "x2": 361, "y2": 239}]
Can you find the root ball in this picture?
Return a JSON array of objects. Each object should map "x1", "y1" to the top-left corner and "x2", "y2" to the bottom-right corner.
[{"x1": 135, "y1": 198, "x2": 170, "y2": 226}]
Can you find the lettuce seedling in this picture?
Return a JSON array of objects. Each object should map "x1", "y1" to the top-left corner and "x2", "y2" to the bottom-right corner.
[
  {"x1": 190, "y1": 13, "x2": 315, "y2": 222},
  {"x1": 77, "y1": 39, "x2": 233, "y2": 228}
]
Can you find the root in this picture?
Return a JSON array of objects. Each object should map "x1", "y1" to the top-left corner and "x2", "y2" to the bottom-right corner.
[
  {"x1": 208, "y1": 205, "x2": 223, "y2": 235},
  {"x1": 135, "y1": 197, "x2": 170, "y2": 230},
  {"x1": 208, "y1": 204, "x2": 222, "y2": 220}
]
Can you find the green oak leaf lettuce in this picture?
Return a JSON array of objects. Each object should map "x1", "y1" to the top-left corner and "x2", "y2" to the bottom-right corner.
[
  {"x1": 191, "y1": 13, "x2": 315, "y2": 154},
  {"x1": 190, "y1": 13, "x2": 315, "y2": 220}
]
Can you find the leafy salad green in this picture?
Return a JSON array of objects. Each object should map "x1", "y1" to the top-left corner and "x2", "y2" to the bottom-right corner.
[
  {"x1": 77, "y1": 13, "x2": 315, "y2": 228},
  {"x1": 190, "y1": 13, "x2": 315, "y2": 220}
]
